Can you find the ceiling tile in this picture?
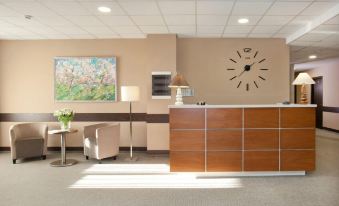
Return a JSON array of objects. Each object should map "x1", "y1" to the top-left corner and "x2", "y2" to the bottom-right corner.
[
  {"x1": 52, "y1": 26, "x2": 89, "y2": 35},
  {"x1": 324, "y1": 15, "x2": 339, "y2": 25},
  {"x1": 197, "y1": 25, "x2": 224, "y2": 34},
  {"x1": 139, "y1": 26, "x2": 168, "y2": 34},
  {"x1": 3, "y1": 2, "x2": 56, "y2": 16},
  {"x1": 42, "y1": 2, "x2": 92, "y2": 16},
  {"x1": 196, "y1": 1, "x2": 233, "y2": 15},
  {"x1": 80, "y1": 2, "x2": 125, "y2": 15},
  {"x1": 98, "y1": 16, "x2": 134, "y2": 26},
  {"x1": 248, "y1": 33, "x2": 273, "y2": 38},
  {"x1": 34, "y1": 15, "x2": 73, "y2": 26},
  {"x1": 289, "y1": 15, "x2": 316, "y2": 26},
  {"x1": 0, "y1": 16, "x2": 44, "y2": 26},
  {"x1": 68, "y1": 34, "x2": 96, "y2": 39},
  {"x1": 164, "y1": 15, "x2": 195, "y2": 25},
  {"x1": 197, "y1": 15, "x2": 228, "y2": 26},
  {"x1": 258, "y1": 16, "x2": 294, "y2": 26},
  {"x1": 224, "y1": 26, "x2": 253, "y2": 34},
  {"x1": 312, "y1": 25, "x2": 339, "y2": 33},
  {"x1": 222, "y1": 33, "x2": 248, "y2": 38},
  {"x1": 24, "y1": 25, "x2": 60, "y2": 35},
  {"x1": 279, "y1": 25, "x2": 301, "y2": 33},
  {"x1": 119, "y1": 1, "x2": 160, "y2": 15},
  {"x1": 196, "y1": 33, "x2": 222, "y2": 38},
  {"x1": 131, "y1": 16, "x2": 165, "y2": 26},
  {"x1": 121, "y1": 33, "x2": 146, "y2": 38},
  {"x1": 228, "y1": 16, "x2": 262, "y2": 26},
  {"x1": 0, "y1": 26, "x2": 35, "y2": 35},
  {"x1": 300, "y1": 2, "x2": 338, "y2": 16},
  {"x1": 158, "y1": 1, "x2": 195, "y2": 15},
  {"x1": 82, "y1": 26, "x2": 115, "y2": 35},
  {"x1": 273, "y1": 33, "x2": 289, "y2": 38},
  {"x1": 266, "y1": 2, "x2": 311, "y2": 15},
  {"x1": 44, "y1": 34, "x2": 69, "y2": 39},
  {"x1": 232, "y1": 2, "x2": 272, "y2": 15},
  {"x1": 168, "y1": 25, "x2": 195, "y2": 34},
  {"x1": 65, "y1": 16, "x2": 105, "y2": 26},
  {"x1": 251, "y1": 25, "x2": 281, "y2": 34},
  {"x1": 94, "y1": 34, "x2": 120, "y2": 39},
  {"x1": 0, "y1": 5, "x2": 20, "y2": 16},
  {"x1": 113, "y1": 26, "x2": 142, "y2": 34}
]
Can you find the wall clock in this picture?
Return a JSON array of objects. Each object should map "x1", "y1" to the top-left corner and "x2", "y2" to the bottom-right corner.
[{"x1": 227, "y1": 48, "x2": 268, "y2": 91}]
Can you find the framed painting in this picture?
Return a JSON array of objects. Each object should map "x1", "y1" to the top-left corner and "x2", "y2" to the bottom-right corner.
[{"x1": 54, "y1": 57, "x2": 117, "y2": 102}]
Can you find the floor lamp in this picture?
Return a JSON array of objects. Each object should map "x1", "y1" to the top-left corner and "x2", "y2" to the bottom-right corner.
[
  {"x1": 293, "y1": 72, "x2": 315, "y2": 104},
  {"x1": 121, "y1": 86, "x2": 140, "y2": 161}
]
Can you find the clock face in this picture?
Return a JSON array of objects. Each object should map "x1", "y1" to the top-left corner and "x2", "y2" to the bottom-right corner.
[{"x1": 227, "y1": 48, "x2": 268, "y2": 91}]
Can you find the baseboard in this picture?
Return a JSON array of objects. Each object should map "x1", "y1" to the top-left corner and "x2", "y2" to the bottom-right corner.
[
  {"x1": 322, "y1": 127, "x2": 339, "y2": 133},
  {"x1": 147, "y1": 150, "x2": 169, "y2": 154},
  {"x1": 0, "y1": 146, "x2": 148, "y2": 152}
]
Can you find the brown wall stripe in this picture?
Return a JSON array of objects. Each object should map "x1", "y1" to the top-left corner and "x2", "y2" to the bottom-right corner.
[
  {"x1": 0, "y1": 113, "x2": 169, "y2": 123},
  {"x1": 322, "y1": 107, "x2": 339, "y2": 113}
]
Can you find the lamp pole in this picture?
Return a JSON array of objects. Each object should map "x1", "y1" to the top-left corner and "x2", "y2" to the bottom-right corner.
[{"x1": 129, "y1": 101, "x2": 133, "y2": 160}]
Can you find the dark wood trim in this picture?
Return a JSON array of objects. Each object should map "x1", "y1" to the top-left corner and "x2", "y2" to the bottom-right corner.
[
  {"x1": 322, "y1": 127, "x2": 339, "y2": 133},
  {"x1": 147, "y1": 150, "x2": 169, "y2": 154},
  {"x1": 0, "y1": 146, "x2": 148, "y2": 152},
  {"x1": 322, "y1": 107, "x2": 339, "y2": 113},
  {"x1": 0, "y1": 113, "x2": 169, "y2": 123}
]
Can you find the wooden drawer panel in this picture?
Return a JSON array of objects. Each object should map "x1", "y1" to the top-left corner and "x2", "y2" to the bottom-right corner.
[
  {"x1": 170, "y1": 108, "x2": 205, "y2": 129},
  {"x1": 170, "y1": 151, "x2": 205, "y2": 172},
  {"x1": 281, "y1": 129, "x2": 315, "y2": 149},
  {"x1": 207, "y1": 151, "x2": 242, "y2": 172},
  {"x1": 170, "y1": 130, "x2": 205, "y2": 151},
  {"x1": 244, "y1": 151, "x2": 279, "y2": 171},
  {"x1": 207, "y1": 109, "x2": 242, "y2": 129},
  {"x1": 281, "y1": 150, "x2": 315, "y2": 171},
  {"x1": 281, "y1": 108, "x2": 315, "y2": 128},
  {"x1": 207, "y1": 130, "x2": 242, "y2": 151},
  {"x1": 244, "y1": 108, "x2": 279, "y2": 128},
  {"x1": 244, "y1": 129, "x2": 279, "y2": 150}
]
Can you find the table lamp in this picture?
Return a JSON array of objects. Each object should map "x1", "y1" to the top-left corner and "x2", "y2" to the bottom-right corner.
[
  {"x1": 121, "y1": 86, "x2": 140, "y2": 161},
  {"x1": 293, "y1": 72, "x2": 315, "y2": 104},
  {"x1": 168, "y1": 74, "x2": 189, "y2": 105}
]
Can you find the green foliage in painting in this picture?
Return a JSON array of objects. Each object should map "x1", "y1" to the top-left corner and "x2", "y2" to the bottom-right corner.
[{"x1": 54, "y1": 57, "x2": 117, "y2": 101}]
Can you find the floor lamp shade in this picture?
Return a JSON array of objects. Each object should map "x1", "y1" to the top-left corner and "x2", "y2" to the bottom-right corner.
[
  {"x1": 121, "y1": 86, "x2": 140, "y2": 102},
  {"x1": 293, "y1": 73, "x2": 315, "y2": 104}
]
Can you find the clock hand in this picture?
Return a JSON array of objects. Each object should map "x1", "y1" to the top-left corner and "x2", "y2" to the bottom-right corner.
[
  {"x1": 237, "y1": 70, "x2": 246, "y2": 77},
  {"x1": 250, "y1": 62, "x2": 256, "y2": 66}
]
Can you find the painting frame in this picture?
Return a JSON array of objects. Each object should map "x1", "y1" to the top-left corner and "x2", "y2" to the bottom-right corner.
[{"x1": 54, "y1": 56, "x2": 117, "y2": 102}]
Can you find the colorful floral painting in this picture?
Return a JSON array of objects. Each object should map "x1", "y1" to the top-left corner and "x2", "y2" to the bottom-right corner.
[{"x1": 54, "y1": 57, "x2": 117, "y2": 101}]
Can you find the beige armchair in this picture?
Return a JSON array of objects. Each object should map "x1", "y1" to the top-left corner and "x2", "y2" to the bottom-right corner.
[
  {"x1": 83, "y1": 123, "x2": 120, "y2": 163},
  {"x1": 9, "y1": 123, "x2": 48, "y2": 164}
]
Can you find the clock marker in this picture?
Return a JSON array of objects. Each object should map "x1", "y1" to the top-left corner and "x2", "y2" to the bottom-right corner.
[
  {"x1": 237, "y1": 51, "x2": 241, "y2": 58},
  {"x1": 230, "y1": 76, "x2": 237, "y2": 80},
  {"x1": 254, "y1": 81, "x2": 258, "y2": 88},
  {"x1": 259, "y1": 76, "x2": 266, "y2": 80},
  {"x1": 237, "y1": 81, "x2": 242, "y2": 88},
  {"x1": 227, "y1": 68, "x2": 235, "y2": 70},
  {"x1": 254, "y1": 51, "x2": 258, "y2": 58},
  {"x1": 260, "y1": 68, "x2": 269, "y2": 70},
  {"x1": 258, "y1": 58, "x2": 266, "y2": 63},
  {"x1": 246, "y1": 83, "x2": 249, "y2": 91},
  {"x1": 243, "y1": 48, "x2": 252, "y2": 53},
  {"x1": 230, "y1": 58, "x2": 237, "y2": 63}
]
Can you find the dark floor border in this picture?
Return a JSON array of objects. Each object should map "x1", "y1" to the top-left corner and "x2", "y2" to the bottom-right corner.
[
  {"x1": 0, "y1": 146, "x2": 147, "y2": 152},
  {"x1": 0, "y1": 113, "x2": 169, "y2": 123},
  {"x1": 322, "y1": 127, "x2": 339, "y2": 133}
]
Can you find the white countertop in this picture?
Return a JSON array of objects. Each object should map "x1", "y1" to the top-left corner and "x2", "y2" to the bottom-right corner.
[{"x1": 168, "y1": 104, "x2": 317, "y2": 108}]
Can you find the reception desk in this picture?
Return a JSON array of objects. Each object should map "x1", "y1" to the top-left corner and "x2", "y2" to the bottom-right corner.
[{"x1": 169, "y1": 104, "x2": 316, "y2": 174}]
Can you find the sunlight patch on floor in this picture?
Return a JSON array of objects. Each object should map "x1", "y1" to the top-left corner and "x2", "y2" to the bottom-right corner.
[{"x1": 82, "y1": 164, "x2": 170, "y2": 174}]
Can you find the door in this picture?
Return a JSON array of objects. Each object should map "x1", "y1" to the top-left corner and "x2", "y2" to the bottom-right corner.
[{"x1": 311, "y1": 77, "x2": 323, "y2": 128}]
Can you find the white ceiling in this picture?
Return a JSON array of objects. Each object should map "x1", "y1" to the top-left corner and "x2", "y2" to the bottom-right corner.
[{"x1": 0, "y1": 0, "x2": 339, "y2": 63}]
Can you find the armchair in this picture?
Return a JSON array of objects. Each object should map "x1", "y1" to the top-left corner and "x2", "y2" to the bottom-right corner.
[
  {"x1": 9, "y1": 123, "x2": 48, "y2": 164},
  {"x1": 83, "y1": 123, "x2": 120, "y2": 162}
]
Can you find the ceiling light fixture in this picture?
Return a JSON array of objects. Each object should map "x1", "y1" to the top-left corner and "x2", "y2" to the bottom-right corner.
[
  {"x1": 97, "y1": 6, "x2": 111, "y2": 13},
  {"x1": 238, "y1": 18, "x2": 249, "y2": 24},
  {"x1": 308, "y1": 55, "x2": 317, "y2": 59}
]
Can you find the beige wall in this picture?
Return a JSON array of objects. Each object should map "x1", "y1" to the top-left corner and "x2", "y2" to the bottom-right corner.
[
  {"x1": 177, "y1": 38, "x2": 290, "y2": 104},
  {"x1": 0, "y1": 35, "x2": 291, "y2": 148},
  {"x1": 297, "y1": 58, "x2": 339, "y2": 130}
]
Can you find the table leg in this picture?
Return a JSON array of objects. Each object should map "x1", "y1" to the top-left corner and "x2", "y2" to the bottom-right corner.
[{"x1": 50, "y1": 133, "x2": 78, "y2": 167}]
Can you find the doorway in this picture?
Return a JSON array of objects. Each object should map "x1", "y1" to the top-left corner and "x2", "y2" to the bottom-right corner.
[{"x1": 311, "y1": 76, "x2": 323, "y2": 128}]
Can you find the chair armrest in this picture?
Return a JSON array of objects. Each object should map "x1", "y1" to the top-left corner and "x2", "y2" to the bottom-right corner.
[
  {"x1": 84, "y1": 123, "x2": 110, "y2": 139},
  {"x1": 96, "y1": 124, "x2": 120, "y2": 150},
  {"x1": 9, "y1": 126, "x2": 16, "y2": 144}
]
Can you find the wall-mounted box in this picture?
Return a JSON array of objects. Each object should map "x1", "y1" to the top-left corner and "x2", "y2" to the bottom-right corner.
[{"x1": 152, "y1": 71, "x2": 172, "y2": 99}]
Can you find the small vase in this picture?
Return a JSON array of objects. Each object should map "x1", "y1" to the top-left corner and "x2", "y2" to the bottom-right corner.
[{"x1": 60, "y1": 121, "x2": 71, "y2": 130}]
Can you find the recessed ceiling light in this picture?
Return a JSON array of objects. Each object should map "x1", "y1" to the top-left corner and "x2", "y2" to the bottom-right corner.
[
  {"x1": 238, "y1": 18, "x2": 249, "y2": 24},
  {"x1": 308, "y1": 55, "x2": 317, "y2": 59},
  {"x1": 97, "y1": 6, "x2": 111, "y2": 13}
]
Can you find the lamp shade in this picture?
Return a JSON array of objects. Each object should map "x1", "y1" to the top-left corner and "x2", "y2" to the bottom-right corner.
[
  {"x1": 168, "y1": 74, "x2": 189, "y2": 88},
  {"x1": 121, "y1": 86, "x2": 140, "y2": 102},
  {"x1": 292, "y1": 73, "x2": 315, "y2": 85}
]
